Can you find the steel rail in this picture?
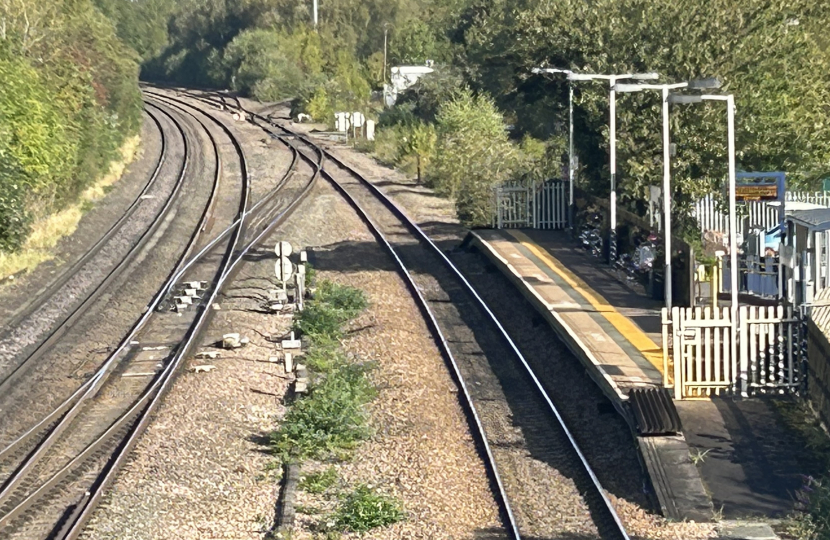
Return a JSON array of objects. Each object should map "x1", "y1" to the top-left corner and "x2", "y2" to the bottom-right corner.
[
  {"x1": 141, "y1": 90, "x2": 305, "y2": 258},
  {"x1": 0, "y1": 109, "x2": 166, "y2": 335},
  {"x1": 321, "y1": 145, "x2": 631, "y2": 539},
  {"x1": 0, "y1": 107, "x2": 175, "y2": 399},
  {"x1": 0, "y1": 102, "x2": 203, "y2": 469},
  {"x1": 0, "y1": 100, "x2": 224, "y2": 519},
  {"x1": 56, "y1": 96, "x2": 321, "y2": 540},
  {"x1": 0, "y1": 103, "x2": 248, "y2": 527},
  {"x1": 240, "y1": 104, "x2": 630, "y2": 540},
  {"x1": 0, "y1": 89, "x2": 310, "y2": 537}
]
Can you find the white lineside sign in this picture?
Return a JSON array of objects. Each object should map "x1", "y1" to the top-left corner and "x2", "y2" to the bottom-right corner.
[{"x1": 275, "y1": 241, "x2": 294, "y2": 285}]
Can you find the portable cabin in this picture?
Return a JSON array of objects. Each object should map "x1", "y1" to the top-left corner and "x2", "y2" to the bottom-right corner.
[{"x1": 782, "y1": 208, "x2": 830, "y2": 307}]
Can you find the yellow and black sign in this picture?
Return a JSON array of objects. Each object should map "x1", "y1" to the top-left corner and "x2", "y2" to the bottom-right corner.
[{"x1": 736, "y1": 183, "x2": 778, "y2": 201}]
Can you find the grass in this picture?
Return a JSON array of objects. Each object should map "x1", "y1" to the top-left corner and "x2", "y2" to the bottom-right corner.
[
  {"x1": 293, "y1": 280, "x2": 368, "y2": 340},
  {"x1": 689, "y1": 448, "x2": 712, "y2": 465},
  {"x1": 332, "y1": 484, "x2": 404, "y2": 533},
  {"x1": 0, "y1": 135, "x2": 141, "y2": 282},
  {"x1": 273, "y1": 279, "x2": 373, "y2": 460},
  {"x1": 299, "y1": 467, "x2": 338, "y2": 494}
]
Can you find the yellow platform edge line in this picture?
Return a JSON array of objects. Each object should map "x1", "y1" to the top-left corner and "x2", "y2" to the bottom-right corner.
[{"x1": 506, "y1": 230, "x2": 664, "y2": 374}]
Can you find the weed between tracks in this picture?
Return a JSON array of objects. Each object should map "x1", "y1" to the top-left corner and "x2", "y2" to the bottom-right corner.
[{"x1": 271, "y1": 276, "x2": 404, "y2": 535}]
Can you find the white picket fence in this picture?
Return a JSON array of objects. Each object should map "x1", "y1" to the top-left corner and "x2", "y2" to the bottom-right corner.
[
  {"x1": 662, "y1": 305, "x2": 801, "y2": 399},
  {"x1": 494, "y1": 180, "x2": 568, "y2": 230},
  {"x1": 693, "y1": 191, "x2": 830, "y2": 238}
]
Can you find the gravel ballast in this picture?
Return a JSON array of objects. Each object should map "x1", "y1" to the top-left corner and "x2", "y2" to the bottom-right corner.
[{"x1": 82, "y1": 118, "x2": 501, "y2": 538}]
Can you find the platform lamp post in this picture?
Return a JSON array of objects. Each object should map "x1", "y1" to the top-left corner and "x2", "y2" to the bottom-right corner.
[
  {"x1": 668, "y1": 92, "x2": 740, "y2": 393},
  {"x1": 566, "y1": 72, "x2": 660, "y2": 264},
  {"x1": 612, "y1": 78, "x2": 722, "y2": 311},
  {"x1": 531, "y1": 67, "x2": 574, "y2": 228}
]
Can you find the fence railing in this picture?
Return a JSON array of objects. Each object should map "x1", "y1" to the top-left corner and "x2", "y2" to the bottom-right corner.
[
  {"x1": 494, "y1": 180, "x2": 568, "y2": 230},
  {"x1": 693, "y1": 191, "x2": 830, "y2": 239},
  {"x1": 662, "y1": 304, "x2": 801, "y2": 398}
]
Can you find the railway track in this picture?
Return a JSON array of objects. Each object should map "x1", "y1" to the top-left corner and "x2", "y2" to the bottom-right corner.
[
  {"x1": 0, "y1": 86, "x2": 324, "y2": 539},
  {"x1": 188, "y1": 94, "x2": 632, "y2": 540},
  {"x1": 0, "y1": 86, "x2": 634, "y2": 538},
  {"x1": 0, "y1": 105, "x2": 187, "y2": 403},
  {"x1": 0, "y1": 96, "x2": 252, "y2": 539}
]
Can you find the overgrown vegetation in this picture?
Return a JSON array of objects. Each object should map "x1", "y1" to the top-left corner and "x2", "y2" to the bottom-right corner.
[
  {"x1": 273, "y1": 280, "x2": 373, "y2": 461},
  {"x1": 270, "y1": 277, "x2": 403, "y2": 534},
  {"x1": 772, "y1": 400, "x2": 830, "y2": 540},
  {"x1": 299, "y1": 466, "x2": 339, "y2": 494},
  {"x1": 271, "y1": 360, "x2": 375, "y2": 461},
  {"x1": 0, "y1": 0, "x2": 142, "y2": 256},
  {"x1": 293, "y1": 279, "x2": 368, "y2": 339},
  {"x1": 7, "y1": 0, "x2": 829, "y2": 251}
]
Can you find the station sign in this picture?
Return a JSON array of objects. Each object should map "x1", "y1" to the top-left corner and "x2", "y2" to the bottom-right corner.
[{"x1": 735, "y1": 176, "x2": 781, "y2": 201}]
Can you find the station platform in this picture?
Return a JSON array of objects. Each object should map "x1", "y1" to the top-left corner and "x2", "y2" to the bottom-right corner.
[
  {"x1": 469, "y1": 229, "x2": 713, "y2": 522},
  {"x1": 470, "y1": 229, "x2": 665, "y2": 402},
  {"x1": 470, "y1": 228, "x2": 830, "y2": 534}
]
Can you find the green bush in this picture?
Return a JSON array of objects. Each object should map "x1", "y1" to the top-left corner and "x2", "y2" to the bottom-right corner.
[
  {"x1": 270, "y1": 362, "x2": 376, "y2": 460},
  {"x1": 302, "y1": 339, "x2": 348, "y2": 373},
  {"x1": 0, "y1": 0, "x2": 142, "y2": 254},
  {"x1": 333, "y1": 485, "x2": 404, "y2": 533},
  {"x1": 429, "y1": 88, "x2": 519, "y2": 227}
]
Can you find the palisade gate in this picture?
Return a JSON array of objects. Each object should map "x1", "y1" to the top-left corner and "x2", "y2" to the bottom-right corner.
[
  {"x1": 494, "y1": 179, "x2": 568, "y2": 230},
  {"x1": 661, "y1": 305, "x2": 804, "y2": 399}
]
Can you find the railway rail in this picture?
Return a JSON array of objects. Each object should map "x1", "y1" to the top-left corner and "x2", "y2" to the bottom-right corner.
[
  {"x1": 199, "y1": 93, "x2": 632, "y2": 540},
  {"x1": 0, "y1": 105, "x2": 186, "y2": 402},
  {"x1": 0, "y1": 86, "x2": 633, "y2": 539},
  {"x1": 9, "y1": 88, "x2": 321, "y2": 540},
  {"x1": 0, "y1": 95, "x2": 257, "y2": 539}
]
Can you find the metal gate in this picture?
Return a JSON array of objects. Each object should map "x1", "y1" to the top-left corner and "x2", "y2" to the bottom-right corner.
[
  {"x1": 494, "y1": 185, "x2": 532, "y2": 228},
  {"x1": 662, "y1": 305, "x2": 802, "y2": 399},
  {"x1": 494, "y1": 180, "x2": 568, "y2": 230}
]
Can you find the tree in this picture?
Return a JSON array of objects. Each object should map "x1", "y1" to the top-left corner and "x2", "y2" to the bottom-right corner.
[
  {"x1": 457, "y1": 0, "x2": 830, "y2": 231},
  {"x1": 429, "y1": 88, "x2": 518, "y2": 226}
]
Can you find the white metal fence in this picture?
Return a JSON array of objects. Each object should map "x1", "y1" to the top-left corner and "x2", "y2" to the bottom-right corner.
[
  {"x1": 693, "y1": 191, "x2": 830, "y2": 238},
  {"x1": 494, "y1": 180, "x2": 568, "y2": 230},
  {"x1": 662, "y1": 305, "x2": 801, "y2": 399}
]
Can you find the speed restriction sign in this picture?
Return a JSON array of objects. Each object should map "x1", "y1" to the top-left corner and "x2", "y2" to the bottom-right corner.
[{"x1": 275, "y1": 258, "x2": 294, "y2": 283}]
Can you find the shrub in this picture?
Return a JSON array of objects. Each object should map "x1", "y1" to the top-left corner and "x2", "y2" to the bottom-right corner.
[
  {"x1": 293, "y1": 280, "x2": 368, "y2": 340},
  {"x1": 429, "y1": 88, "x2": 519, "y2": 227},
  {"x1": 270, "y1": 362, "x2": 376, "y2": 460},
  {"x1": 333, "y1": 485, "x2": 404, "y2": 533}
]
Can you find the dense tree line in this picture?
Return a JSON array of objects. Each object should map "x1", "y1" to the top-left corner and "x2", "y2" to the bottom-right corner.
[
  {"x1": 4, "y1": 0, "x2": 830, "y2": 244},
  {"x1": 0, "y1": 0, "x2": 142, "y2": 252}
]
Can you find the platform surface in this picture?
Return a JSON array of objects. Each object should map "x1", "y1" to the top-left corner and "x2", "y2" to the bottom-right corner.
[
  {"x1": 470, "y1": 228, "x2": 822, "y2": 528},
  {"x1": 471, "y1": 228, "x2": 664, "y2": 402}
]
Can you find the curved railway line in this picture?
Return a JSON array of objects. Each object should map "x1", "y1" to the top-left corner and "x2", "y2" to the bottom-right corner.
[
  {"x1": 0, "y1": 86, "x2": 636, "y2": 539},
  {"x1": 0, "y1": 106, "x2": 185, "y2": 400},
  {"x1": 0, "y1": 95, "x2": 256, "y2": 539},
  {"x1": 179, "y1": 91, "x2": 632, "y2": 540}
]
